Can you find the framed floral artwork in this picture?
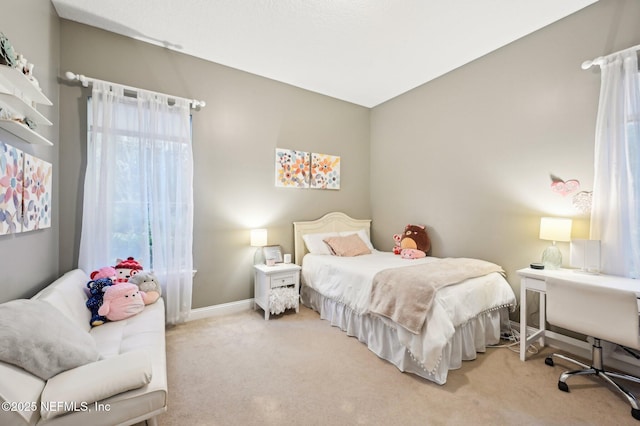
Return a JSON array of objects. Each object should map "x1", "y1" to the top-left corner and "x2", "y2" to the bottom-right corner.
[
  {"x1": 22, "y1": 153, "x2": 52, "y2": 231},
  {"x1": 311, "y1": 152, "x2": 340, "y2": 190},
  {"x1": 0, "y1": 141, "x2": 24, "y2": 234},
  {"x1": 275, "y1": 148, "x2": 310, "y2": 188}
]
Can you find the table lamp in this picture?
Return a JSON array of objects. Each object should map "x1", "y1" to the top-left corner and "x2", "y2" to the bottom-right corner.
[
  {"x1": 251, "y1": 228, "x2": 268, "y2": 265},
  {"x1": 539, "y1": 217, "x2": 572, "y2": 269}
]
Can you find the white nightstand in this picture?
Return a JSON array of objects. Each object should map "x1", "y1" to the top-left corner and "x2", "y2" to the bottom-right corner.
[{"x1": 253, "y1": 263, "x2": 301, "y2": 320}]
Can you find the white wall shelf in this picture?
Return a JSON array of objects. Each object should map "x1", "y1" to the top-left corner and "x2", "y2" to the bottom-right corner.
[
  {"x1": 0, "y1": 65, "x2": 53, "y2": 146},
  {"x1": 0, "y1": 119, "x2": 53, "y2": 146},
  {"x1": 0, "y1": 65, "x2": 51, "y2": 105}
]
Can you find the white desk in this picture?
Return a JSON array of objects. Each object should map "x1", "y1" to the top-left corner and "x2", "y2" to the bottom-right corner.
[{"x1": 517, "y1": 267, "x2": 640, "y2": 361}]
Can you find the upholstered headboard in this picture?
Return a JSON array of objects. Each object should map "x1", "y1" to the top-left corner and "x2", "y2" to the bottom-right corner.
[{"x1": 293, "y1": 212, "x2": 372, "y2": 265}]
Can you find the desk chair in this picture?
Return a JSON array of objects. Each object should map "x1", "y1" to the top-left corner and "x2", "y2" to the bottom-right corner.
[{"x1": 544, "y1": 277, "x2": 640, "y2": 421}]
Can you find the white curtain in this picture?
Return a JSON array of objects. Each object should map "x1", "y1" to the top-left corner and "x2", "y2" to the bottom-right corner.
[
  {"x1": 79, "y1": 82, "x2": 194, "y2": 324},
  {"x1": 590, "y1": 51, "x2": 640, "y2": 278}
]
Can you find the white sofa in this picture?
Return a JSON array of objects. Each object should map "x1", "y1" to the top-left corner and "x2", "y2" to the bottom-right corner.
[{"x1": 0, "y1": 269, "x2": 167, "y2": 426}]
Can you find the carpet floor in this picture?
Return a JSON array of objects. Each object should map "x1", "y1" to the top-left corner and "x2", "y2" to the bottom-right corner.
[{"x1": 155, "y1": 305, "x2": 640, "y2": 425}]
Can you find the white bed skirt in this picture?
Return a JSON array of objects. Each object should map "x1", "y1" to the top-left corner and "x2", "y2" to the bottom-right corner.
[{"x1": 301, "y1": 285, "x2": 507, "y2": 385}]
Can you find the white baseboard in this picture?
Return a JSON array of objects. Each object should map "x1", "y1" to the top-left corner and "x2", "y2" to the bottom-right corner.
[{"x1": 188, "y1": 299, "x2": 254, "y2": 322}]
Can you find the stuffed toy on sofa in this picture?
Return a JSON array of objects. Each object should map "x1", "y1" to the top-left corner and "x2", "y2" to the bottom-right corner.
[
  {"x1": 395, "y1": 224, "x2": 431, "y2": 259},
  {"x1": 90, "y1": 266, "x2": 117, "y2": 281},
  {"x1": 114, "y1": 257, "x2": 143, "y2": 283},
  {"x1": 86, "y1": 277, "x2": 114, "y2": 327},
  {"x1": 128, "y1": 271, "x2": 162, "y2": 305},
  {"x1": 98, "y1": 283, "x2": 146, "y2": 322}
]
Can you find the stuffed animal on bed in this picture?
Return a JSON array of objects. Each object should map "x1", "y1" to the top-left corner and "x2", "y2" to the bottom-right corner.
[
  {"x1": 114, "y1": 257, "x2": 143, "y2": 283},
  {"x1": 392, "y1": 233, "x2": 402, "y2": 255},
  {"x1": 86, "y1": 277, "x2": 114, "y2": 327},
  {"x1": 98, "y1": 283, "x2": 145, "y2": 321},
  {"x1": 398, "y1": 224, "x2": 431, "y2": 259},
  {"x1": 128, "y1": 271, "x2": 162, "y2": 305}
]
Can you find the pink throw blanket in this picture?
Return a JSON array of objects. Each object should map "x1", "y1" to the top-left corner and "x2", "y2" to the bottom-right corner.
[{"x1": 369, "y1": 258, "x2": 505, "y2": 334}]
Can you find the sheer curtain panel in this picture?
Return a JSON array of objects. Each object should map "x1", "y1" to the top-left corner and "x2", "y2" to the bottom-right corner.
[
  {"x1": 590, "y1": 51, "x2": 640, "y2": 278},
  {"x1": 79, "y1": 81, "x2": 194, "y2": 324}
]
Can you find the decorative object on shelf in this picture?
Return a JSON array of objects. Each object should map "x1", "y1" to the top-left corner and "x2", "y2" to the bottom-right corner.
[
  {"x1": 21, "y1": 117, "x2": 36, "y2": 129},
  {"x1": 263, "y1": 245, "x2": 283, "y2": 266},
  {"x1": 250, "y1": 228, "x2": 268, "y2": 264},
  {"x1": 0, "y1": 33, "x2": 16, "y2": 68},
  {"x1": 539, "y1": 217, "x2": 572, "y2": 269}
]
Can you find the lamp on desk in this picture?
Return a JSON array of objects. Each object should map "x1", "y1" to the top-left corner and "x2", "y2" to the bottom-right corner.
[
  {"x1": 539, "y1": 217, "x2": 572, "y2": 270},
  {"x1": 250, "y1": 228, "x2": 268, "y2": 265}
]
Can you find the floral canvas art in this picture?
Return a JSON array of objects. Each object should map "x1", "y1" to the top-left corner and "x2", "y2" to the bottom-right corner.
[
  {"x1": 22, "y1": 153, "x2": 52, "y2": 231},
  {"x1": 311, "y1": 152, "x2": 340, "y2": 190},
  {"x1": 275, "y1": 148, "x2": 310, "y2": 188},
  {"x1": 0, "y1": 141, "x2": 24, "y2": 234}
]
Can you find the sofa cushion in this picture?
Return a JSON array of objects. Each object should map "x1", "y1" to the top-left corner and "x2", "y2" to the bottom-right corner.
[
  {"x1": 40, "y1": 350, "x2": 153, "y2": 420},
  {"x1": 0, "y1": 363, "x2": 45, "y2": 425},
  {"x1": 0, "y1": 299, "x2": 100, "y2": 380},
  {"x1": 32, "y1": 269, "x2": 92, "y2": 332}
]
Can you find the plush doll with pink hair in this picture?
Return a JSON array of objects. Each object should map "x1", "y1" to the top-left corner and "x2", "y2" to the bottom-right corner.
[
  {"x1": 90, "y1": 266, "x2": 117, "y2": 281},
  {"x1": 98, "y1": 283, "x2": 145, "y2": 321}
]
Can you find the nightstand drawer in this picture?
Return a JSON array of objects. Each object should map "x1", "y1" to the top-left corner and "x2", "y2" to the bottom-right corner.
[{"x1": 271, "y1": 273, "x2": 296, "y2": 288}]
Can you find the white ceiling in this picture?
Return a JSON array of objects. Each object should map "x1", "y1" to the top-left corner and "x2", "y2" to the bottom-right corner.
[{"x1": 51, "y1": 0, "x2": 598, "y2": 108}]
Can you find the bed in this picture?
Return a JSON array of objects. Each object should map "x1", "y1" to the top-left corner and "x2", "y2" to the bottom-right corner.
[{"x1": 293, "y1": 212, "x2": 517, "y2": 385}]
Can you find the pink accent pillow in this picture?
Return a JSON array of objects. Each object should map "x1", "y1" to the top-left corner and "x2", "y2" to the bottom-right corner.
[{"x1": 323, "y1": 234, "x2": 371, "y2": 257}]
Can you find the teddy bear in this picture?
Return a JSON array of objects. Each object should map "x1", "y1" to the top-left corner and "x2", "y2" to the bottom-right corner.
[
  {"x1": 86, "y1": 277, "x2": 114, "y2": 327},
  {"x1": 128, "y1": 271, "x2": 162, "y2": 305},
  {"x1": 98, "y1": 283, "x2": 146, "y2": 321},
  {"x1": 398, "y1": 224, "x2": 431, "y2": 259},
  {"x1": 114, "y1": 257, "x2": 143, "y2": 283}
]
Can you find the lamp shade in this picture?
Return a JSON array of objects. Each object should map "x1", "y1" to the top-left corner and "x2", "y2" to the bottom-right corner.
[
  {"x1": 539, "y1": 217, "x2": 572, "y2": 242},
  {"x1": 250, "y1": 229, "x2": 268, "y2": 247}
]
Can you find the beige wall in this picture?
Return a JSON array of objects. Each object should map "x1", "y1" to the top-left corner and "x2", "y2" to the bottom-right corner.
[
  {"x1": 0, "y1": 0, "x2": 60, "y2": 303},
  {"x1": 369, "y1": 0, "x2": 640, "y2": 312},
  {"x1": 58, "y1": 21, "x2": 371, "y2": 308},
  {"x1": 3, "y1": 0, "x2": 638, "y2": 312}
]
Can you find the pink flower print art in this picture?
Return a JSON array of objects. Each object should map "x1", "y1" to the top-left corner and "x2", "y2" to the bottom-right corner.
[
  {"x1": 22, "y1": 153, "x2": 52, "y2": 232},
  {"x1": 0, "y1": 142, "x2": 24, "y2": 234},
  {"x1": 275, "y1": 148, "x2": 310, "y2": 188}
]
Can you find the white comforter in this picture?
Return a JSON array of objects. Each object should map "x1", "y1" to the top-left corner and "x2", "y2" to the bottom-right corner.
[{"x1": 302, "y1": 251, "x2": 517, "y2": 373}]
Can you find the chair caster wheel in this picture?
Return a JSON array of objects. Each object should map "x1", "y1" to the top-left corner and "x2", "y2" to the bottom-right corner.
[
  {"x1": 632, "y1": 408, "x2": 640, "y2": 421},
  {"x1": 558, "y1": 381, "x2": 569, "y2": 392},
  {"x1": 545, "y1": 357, "x2": 554, "y2": 366}
]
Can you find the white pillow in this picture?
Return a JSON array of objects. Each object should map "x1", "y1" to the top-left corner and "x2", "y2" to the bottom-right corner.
[
  {"x1": 0, "y1": 299, "x2": 99, "y2": 380},
  {"x1": 40, "y1": 350, "x2": 152, "y2": 420},
  {"x1": 302, "y1": 232, "x2": 338, "y2": 255},
  {"x1": 339, "y1": 229, "x2": 375, "y2": 251}
]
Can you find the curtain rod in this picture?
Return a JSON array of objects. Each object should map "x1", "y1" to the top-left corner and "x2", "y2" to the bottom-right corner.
[
  {"x1": 581, "y1": 43, "x2": 640, "y2": 70},
  {"x1": 64, "y1": 71, "x2": 206, "y2": 109}
]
